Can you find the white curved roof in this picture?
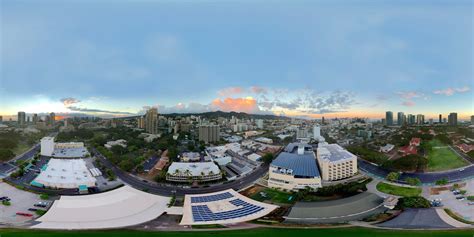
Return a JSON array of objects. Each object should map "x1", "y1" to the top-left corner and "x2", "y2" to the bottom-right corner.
[{"x1": 32, "y1": 185, "x2": 170, "y2": 230}]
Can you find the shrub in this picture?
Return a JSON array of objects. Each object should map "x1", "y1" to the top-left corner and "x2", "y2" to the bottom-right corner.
[
  {"x1": 386, "y1": 172, "x2": 400, "y2": 182},
  {"x1": 436, "y1": 178, "x2": 448, "y2": 185},
  {"x1": 2, "y1": 200, "x2": 11, "y2": 206},
  {"x1": 405, "y1": 177, "x2": 421, "y2": 186},
  {"x1": 397, "y1": 196, "x2": 431, "y2": 209},
  {"x1": 467, "y1": 196, "x2": 474, "y2": 201},
  {"x1": 39, "y1": 194, "x2": 49, "y2": 200}
]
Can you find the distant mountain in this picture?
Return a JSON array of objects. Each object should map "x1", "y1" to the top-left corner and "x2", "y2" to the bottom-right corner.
[{"x1": 123, "y1": 111, "x2": 288, "y2": 120}]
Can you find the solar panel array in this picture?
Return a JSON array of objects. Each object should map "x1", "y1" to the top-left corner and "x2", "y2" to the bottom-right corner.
[
  {"x1": 191, "y1": 198, "x2": 264, "y2": 222},
  {"x1": 190, "y1": 192, "x2": 234, "y2": 203}
]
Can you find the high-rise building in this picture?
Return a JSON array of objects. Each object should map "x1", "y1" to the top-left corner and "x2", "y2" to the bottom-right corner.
[
  {"x1": 313, "y1": 125, "x2": 321, "y2": 139},
  {"x1": 145, "y1": 108, "x2": 159, "y2": 134},
  {"x1": 0, "y1": 115, "x2": 3, "y2": 123},
  {"x1": 439, "y1": 114, "x2": 442, "y2": 124},
  {"x1": 256, "y1": 119, "x2": 264, "y2": 129},
  {"x1": 198, "y1": 125, "x2": 220, "y2": 143},
  {"x1": 448, "y1": 113, "x2": 458, "y2": 126},
  {"x1": 407, "y1": 114, "x2": 415, "y2": 125},
  {"x1": 416, "y1": 114, "x2": 425, "y2": 125},
  {"x1": 385, "y1": 111, "x2": 393, "y2": 126},
  {"x1": 397, "y1": 112, "x2": 404, "y2": 126},
  {"x1": 137, "y1": 116, "x2": 145, "y2": 129},
  {"x1": 471, "y1": 115, "x2": 474, "y2": 124},
  {"x1": 33, "y1": 113, "x2": 38, "y2": 124},
  {"x1": 50, "y1": 112, "x2": 56, "y2": 126},
  {"x1": 17, "y1": 111, "x2": 26, "y2": 126}
]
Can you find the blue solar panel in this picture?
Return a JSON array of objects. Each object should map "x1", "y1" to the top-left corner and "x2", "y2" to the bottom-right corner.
[
  {"x1": 271, "y1": 152, "x2": 320, "y2": 177},
  {"x1": 192, "y1": 198, "x2": 265, "y2": 222},
  {"x1": 191, "y1": 192, "x2": 234, "y2": 203}
]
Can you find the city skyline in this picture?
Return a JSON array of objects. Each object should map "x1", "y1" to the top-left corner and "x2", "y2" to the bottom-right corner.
[{"x1": 1, "y1": 1, "x2": 473, "y2": 119}]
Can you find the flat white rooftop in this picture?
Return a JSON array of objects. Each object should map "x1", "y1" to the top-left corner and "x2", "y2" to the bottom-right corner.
[
  {"x1": 32, "y1": 185, "x2": 170, "y2": 230},
  {"x1": 32, "y1": 158, "x2": 96, "y2": 189}
]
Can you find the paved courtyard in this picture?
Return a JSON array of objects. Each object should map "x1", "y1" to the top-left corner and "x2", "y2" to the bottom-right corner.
[
  {"x1": 428, "y1": 179, "x2": 474, "y2": 221},
  {"x1": 0, "y1": 181, "x2": 46, "y2": 226},
  {"x1": 377, "y1": 208, "x2": 453, "y2": 229}
]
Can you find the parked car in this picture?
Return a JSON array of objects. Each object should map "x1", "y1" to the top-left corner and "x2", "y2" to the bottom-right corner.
[
  {"x1": 16, "y1": 212, "x2": 33, "y2": 217},
  {"x1": 28, "y1": 208, "x2": 38, "y2": 212},
  {"x1": 34, "y1": 203, "x2": 47, "y2": 208},
  {"x1": 0, "y1": 196, "x2": 9, "y2": 201},
  {"x1": 455, "y1": 196, "x2": 465, "y2": 200}
]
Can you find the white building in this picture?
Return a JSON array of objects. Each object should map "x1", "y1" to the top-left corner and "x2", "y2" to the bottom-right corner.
[
  {"x1": 41, "y1": 137, "x2": 55, "y2": 156},
  {"x1": 31, "y1": 159, "x2": 96, "y2": 189},
  {"x1": 268, "y1": 143, "x2": 322, "y2": 191},
  {"x1": 41, "y1": 137, "x2": 88, "y2": 158},
  {"x1": 256, "y1": 119, "x2": 264, "y2": 129},
  {"x1": 166, "y1": 162, "x2": 222, "y2": 182},
  {"x1": 317, "y1": 143, "x2": 357, "y2": 181},
  {"x1": 380, "y1": 144, "x2": 395, "y2": 153},
  {"x1": 255, "y1": 137, "x2": 273, "y2": 144},
  {"x1": 181, "y1": 152, "x2": 201, "y2": 162},
  {"x1": 104, "y1": 139, "x2": 127, "y2": 149}
]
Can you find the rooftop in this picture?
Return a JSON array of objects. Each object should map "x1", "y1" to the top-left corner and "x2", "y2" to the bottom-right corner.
[
  {"x1": 167, "y1": 162, "x2": 220, "y2": 176},
  {"x1": 271, "y1": 152, "x2": 320, "y2": 177},
  {"x1": 318, "y1": 143, "x2": 356, "y2": 162}
]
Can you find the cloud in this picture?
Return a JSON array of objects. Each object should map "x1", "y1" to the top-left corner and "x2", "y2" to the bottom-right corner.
[
  {"x1": 250, "y1": 86, "x2": 267, "y2": 94},
  {"x1": 217, "y1": 87, "x2": 244, "y2": 97},
  {"x1": 401, "y1": 101, "x2": 416, "y2": 107},
  {"x1": 211, "y1": 97, "x2": 261, "y2": 114},
  {"x1": 433, "y1": 86, "x2": 470, "y2": 96},
  {"x1": 67, "y1": 106, "x2": 134, "y2": 115},
  {"x1": 60, "y1": 97, "x2": 81, "y2": 106},
  {"x1": 397, "y1": 91, "x2": 423, "y2": 100}
]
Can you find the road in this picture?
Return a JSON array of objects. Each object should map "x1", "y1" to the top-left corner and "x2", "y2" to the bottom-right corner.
[
  {"x1": 358, "y1": 158, "x2": 474, "y2": 184},
  {"x1": 0, "y1": 143, "x2": 40, "y2": 177},
  {"x1": 92, "y1": 147, "x2": 269, "y2": 196}
]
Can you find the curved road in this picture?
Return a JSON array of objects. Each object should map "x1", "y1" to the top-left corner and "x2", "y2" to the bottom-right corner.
[
  {"x1": 92, "y1": 148, "x2": 269, "y2": 196},
  {"x1": 358, "y1": 158, "x2": 474, "y2": 184}
]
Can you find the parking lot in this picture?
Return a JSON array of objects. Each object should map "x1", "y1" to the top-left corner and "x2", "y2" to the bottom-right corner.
[
  {"x1": 429, "y1": 179, "x2": 474, "y2": 221},
  {"x1": 0, "y1": 181, "x2": 50, "y2": 226}
]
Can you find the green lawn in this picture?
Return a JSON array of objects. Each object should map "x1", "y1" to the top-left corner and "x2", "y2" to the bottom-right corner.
[
  {"x1": 250, "y1": 188, "x2": 295, "y2": 204},
  {"x1": 376, "y1": 182, "x2": 421, "y2": 197},
  {"x1": 427, "y1": 140, "x2": 468, "y2": 172},
  {"x1": 12, "y1": 142, "x2": 30, "y2": 156},
  {"x1": 1, "y1": 228, "x2": 472, "y2": 237}
]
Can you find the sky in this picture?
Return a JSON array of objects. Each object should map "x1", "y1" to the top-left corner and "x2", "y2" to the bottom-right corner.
[{"x1": 1, "y1": 0, "x2": 473, "y2": 120}]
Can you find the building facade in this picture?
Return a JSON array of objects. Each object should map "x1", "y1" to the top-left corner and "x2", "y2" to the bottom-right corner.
[
  {"x1": 268, "y1": 143, "x2": 322, "y2": 191},
  {"x1": 385, "y1": 111, "x2": 393, "y2": 126},
  {"x1": 145, "y1": 108, "x2": 159, "y2": 134},
  {"x1": 199, "y1": 125, "x2": 220, "y2": 143},
  {"x1": 317, "y1": 143, "x2": 357, "y2": 181}
]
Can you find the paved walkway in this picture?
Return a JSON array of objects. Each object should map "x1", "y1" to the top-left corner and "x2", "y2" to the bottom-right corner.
[
  {"x1": 435, "y1": 208, "x2": 472, "y2": 228},
  {"x1": 366, "y1": 179, "x2": 401, "y2": 198}
]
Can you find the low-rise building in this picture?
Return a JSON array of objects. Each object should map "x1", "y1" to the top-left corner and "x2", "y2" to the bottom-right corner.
[
  {"x1": 317, "y1": 143, "x2": 357, "y2": 181},
  {"x1": 166, "y1": 162, "x2": 222, "y2": 183},
  {"x1": 180, "y1": 152, "x2": 201, "y2": 162},
  {"x1": 268, "y1": 143, "x2": 322, "y2": 191},
  {"x1": 104, "y1": 139, "x2": 127, "y2": 149},
  {"x1": 380, "y1": 144, "x2": 395, "y2": 153}
]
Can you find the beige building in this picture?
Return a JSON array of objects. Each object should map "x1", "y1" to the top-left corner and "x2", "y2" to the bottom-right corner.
[
  {"x1": 317, "y1": 143, "x2": 357, "y2": 181},
  {"x1": 268, "y1": 143, "x2": 322, "y2": 191},
  {"x1": 145, "y1": 108, "x2": 159, "y2": 134},
  {"x1": 198, "y1": 125, "x2": 220, "y2": 144}
]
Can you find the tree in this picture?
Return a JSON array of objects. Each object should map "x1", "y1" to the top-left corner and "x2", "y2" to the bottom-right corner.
[
  {"x1": 397, "y1": 196, "x2": 431, "y2": 209},
  {"x1": 405, "y1": 177, "x2": 421, "y2": 186},
  {"x1": 111, "y1": 145, "x2": 127, "y2": 155},
  {"x1": 262, "y1": 153, "x2": 274, "y2": 164},
  {"x1": 386, "y1": 172, "x2": 400, "y2": 182}
]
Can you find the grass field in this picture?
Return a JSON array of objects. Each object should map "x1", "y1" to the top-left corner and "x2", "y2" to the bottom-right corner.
[
  {"x1": 12, "y1": 142, "x2": 30, "y2": 156},
  {"x1": 250, "y1": 188, "x2": 295, "y2": 204},
  {"x1": 427, "y1": 140, "x2": 467, "y2": 172},
  {"x1": 1, "y1": 228, "x2": 472, "y2": 237},
  {"x1": 376, "y1": 182, "x2": 421, "y2": 197}
]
